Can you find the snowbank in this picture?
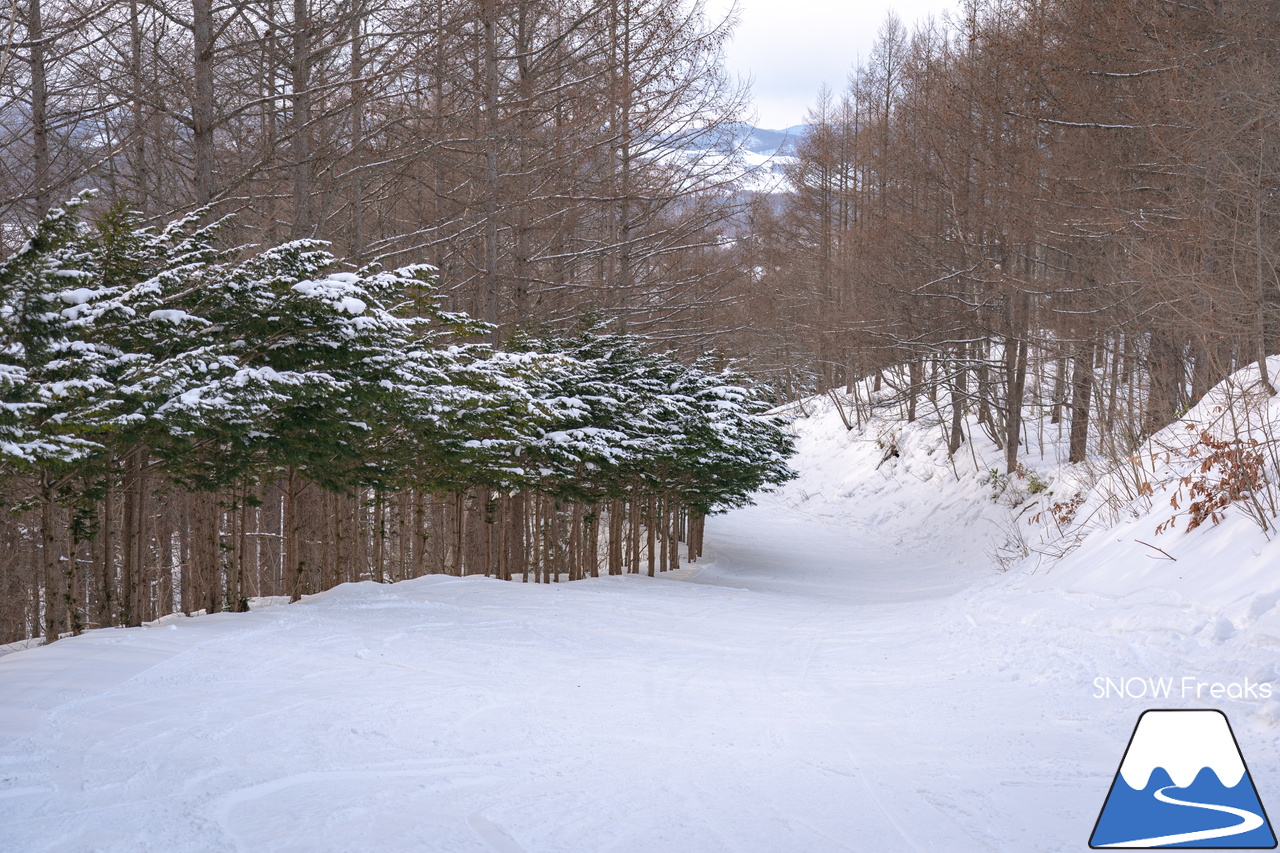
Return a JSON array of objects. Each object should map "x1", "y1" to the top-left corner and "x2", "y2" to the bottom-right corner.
[
  {"x1": 775, "y1": 359, "x2": 1280, "y2": 612},
  {"x1": 765, "y1": 388, "x2": 1070, "y2": 568},
  {"x1": 1009, "y1": 357, "x2": 1280, "y2": 614},
  {"x1": 771, "y1": 361, "x2": 1280, "y2": 730}
]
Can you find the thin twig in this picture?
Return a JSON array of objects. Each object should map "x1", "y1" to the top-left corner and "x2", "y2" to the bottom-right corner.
[{"x1": 1134, "y1": 539, "x2": 1177, "y2": 561}]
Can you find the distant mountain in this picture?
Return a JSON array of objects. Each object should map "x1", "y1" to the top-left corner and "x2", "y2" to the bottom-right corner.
[
  {"x1": 664, "y1": 123, "x2": 809, "y2": 159},
  {"x1": 657, "y1": 122, "x2": 807, "y2": 198},
  {"x1": 739, "y1": 125, "x2": 810, "y2": 158}
]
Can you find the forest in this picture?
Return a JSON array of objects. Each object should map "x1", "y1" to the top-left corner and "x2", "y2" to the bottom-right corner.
[
  {"x1": 751, "y1": 0, "x2": 1280, "y2": 476},
  {"x1": 5, "y1": 0, "x2": 1280, "y2": 644}
]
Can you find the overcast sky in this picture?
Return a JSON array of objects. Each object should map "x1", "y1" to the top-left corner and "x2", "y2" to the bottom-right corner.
[{"x1": 706, "y1": 0, "x2": 960, "y2": 130}]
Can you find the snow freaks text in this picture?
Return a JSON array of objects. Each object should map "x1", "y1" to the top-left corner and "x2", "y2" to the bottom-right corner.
[{"x1": 1093, "y1": 677, "x2": 1274, "y2": 701}]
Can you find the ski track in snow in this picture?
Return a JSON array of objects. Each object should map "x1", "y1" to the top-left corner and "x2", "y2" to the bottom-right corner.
[{"x1": 3, "y1": 428, "x2": 1280, "y2": 850}]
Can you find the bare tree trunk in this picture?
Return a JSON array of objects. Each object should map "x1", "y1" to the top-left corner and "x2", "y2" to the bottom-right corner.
[
  {"x1": 628, "y1": 497, "x2": 640, "y2": 572},
  {"x1": 1069, "y1": 337, "x2": 1095, "y2": 464},
  {"x1": 120, "y1": 452, "x2": 141, "y2": 625},
  {"x1": 480, "y1": 0, "x2": 500, "y2": 338},
  {"x1": 549, "y1": 500, "x2": 559, "y2": 582},
  {"x1": 1003, "y1": 294, "x2": 1030, "y2": 474},
  {"x1": 347, "y1": 3, "x2": 366, "y2": 260},
  {"x1": 587, "y1": 507, "x2": 598, "y2": 578},
  {"x1": 1050, "y1": 354, "x2": 1067, "y2": 424},
  {"x1": 156, "y1": 507, "x2": 174, "y2": 615},
  {"x1": 95, "y1": 490, "x2": 115, "y2": 628},
  {"x1": 414, "y1": 489, "x2": 427, "y2": 579},
  {"x1": 41, "y1": 480, "x2": 60, "y2": 643},
  {"x1": 201, "y1": 491, "x2": 222, "y2": 614},
  {"x1": 191, "y1": 0, "x2": 216, "y2": 206},
  {"x1": 906, "y1": 359, "x2": 921, "y2": 423},
  {"x1": 668, "y1": 502, "x2": 680, "y2": 571},
  {"x1": 1256, "y1": 164, "x2": 1276, "y2": 394},
  {"x1": 179, "y1": 495, "x2": 193, "y2": 614},
  {"x1": 230, "y1": 486, "x2": 245, "y2": 609},
  {"x1": 657, "y1": 497, "x2": 668, "y2": 572},
  {"x1": 351, "y1": 490, "x2": 364, "y2": 583},
  {"x1": 513, "y1": 492, "x2": 528, "y2": 582},
  {"x1": 1, "y1": 511, "x2": 23, "y2": 641},
  {"x1": 646, "y1": 495, "x2": 655, "y2": 576},
  {"x1": 1145, "y1": 330, "x2": 1181, "y2": 436},
  {"x1": 128, "y1": 0, "x2": 147, "y2": 211},
  {"x1": 1189, "y1": 335, "x2": 1214, "y2": 407},
  {"x1": 454, "y1": 490, "x2": 465, "y2": 576},
  {"x1": 607, "y1": 499, "x2": 622, "y2": 575},
  {"x1": 567, "y1": 500, "x2": 580, "y2": 581},
  {"x1": 948, "y1": 345, "x2": 968, "y2": 456},
  {"x1": 286, "y1": 470, "x2": 305, "y2": 602},
  {"x1": 28, "y1": 0, "x2": 50, "y2": 215},
  {"x1": 373, "y1": 492, "x2": 385, "y2": 583},
  {"x1": 976, "y1": 351, "x2": 993, "y2": 438},
  {"x1": 133, "y1": 449, "x2": 151, "y2": 621},
  {"x1": 290, "y1": 0, "x2": 313, "y2": 236}
]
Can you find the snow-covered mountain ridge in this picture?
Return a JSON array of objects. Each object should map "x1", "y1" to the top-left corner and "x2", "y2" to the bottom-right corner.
[
  {"x1": 659, "y1": 122, "x2": 804, "y2": 196},
  {"x1": 666, "y1": 122, "x2": 809, "y2": 159}
]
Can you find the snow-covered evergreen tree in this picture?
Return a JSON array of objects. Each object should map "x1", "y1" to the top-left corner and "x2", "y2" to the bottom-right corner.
[{"x1": 0, "y1": 202, "x2": 794, "y2": 642}]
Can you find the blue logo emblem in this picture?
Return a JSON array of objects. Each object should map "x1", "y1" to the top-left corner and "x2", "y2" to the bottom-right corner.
[{"x1": 1091, "y1": 709, "x2": 1276, "y2": 848}]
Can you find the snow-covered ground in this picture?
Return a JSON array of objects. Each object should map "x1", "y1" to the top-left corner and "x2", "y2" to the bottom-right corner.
[{"x1": 4, "y1": 371, "x2": 1280, "y2": 851}]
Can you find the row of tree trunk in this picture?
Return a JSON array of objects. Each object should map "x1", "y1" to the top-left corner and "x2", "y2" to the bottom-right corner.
[
  {"x1": 0, "y1": 472, "x2": 707, "y2": 646},
  {"x1": 825, "y1": 325, "x2": 1250, "y2": 474}
]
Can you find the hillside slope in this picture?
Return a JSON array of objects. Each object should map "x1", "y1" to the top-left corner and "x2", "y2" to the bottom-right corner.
[{"x1": 775, "y1": 364, "x2": 1280, "y2": 729}]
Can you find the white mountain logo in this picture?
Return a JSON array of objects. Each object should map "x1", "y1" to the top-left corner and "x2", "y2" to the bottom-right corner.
[{"x1": 1091, "y1": 709, "x2": 1276, "y2": 848}]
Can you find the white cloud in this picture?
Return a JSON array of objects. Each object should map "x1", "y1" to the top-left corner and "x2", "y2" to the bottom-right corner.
[{"x1": 708, "y1": 0, "x2": 960, "y2": 129}]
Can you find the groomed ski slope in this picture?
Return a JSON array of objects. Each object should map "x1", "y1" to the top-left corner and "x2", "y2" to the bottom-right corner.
[{"x1": 4, "y1": 386, "x2": 1280, "y2": 852}]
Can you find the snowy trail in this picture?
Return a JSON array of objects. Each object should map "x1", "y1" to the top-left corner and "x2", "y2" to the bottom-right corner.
[
  {"x1": 684, "y1": 502, "x2": 988, "y2": 603},
  {"x1": 0, "y1": 493, "x2": 1273, "y2": 851}
]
